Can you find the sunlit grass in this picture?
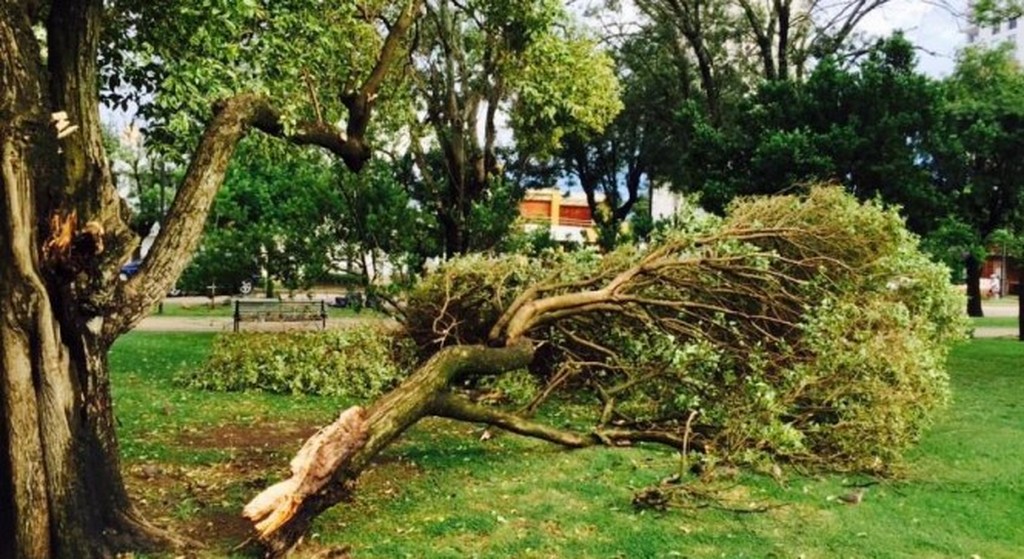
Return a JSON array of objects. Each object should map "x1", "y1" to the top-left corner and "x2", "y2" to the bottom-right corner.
[
  {"x1": 110, "y1": 334, "x2": 1024, "y2": 557},
  {"x1": 971, "y1": 315, "x2": 1020, "y2": 328}
]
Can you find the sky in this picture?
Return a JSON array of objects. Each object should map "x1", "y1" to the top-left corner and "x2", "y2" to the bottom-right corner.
[
  {"x1": 576, "y1": 0, "x2": 970, "y2": 77},
  {"x1": 855, "y1": 0, "x2": 969, "y2": 77}
]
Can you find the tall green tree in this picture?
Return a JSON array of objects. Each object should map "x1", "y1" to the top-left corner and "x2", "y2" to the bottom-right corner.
[
  {"x1": 0, "y1": 0, "x2": 421, "y2": 556},
  {"x1": 408, "y1": 0, "x2": 621, "y2": 255},
  {"x1": 560, "y1": 21, "x2": 696, "y2": 250},
  {"x1": 613, "y1": 0, "x2": 908, "y2": 212},
  {"x1": 332, "y1": 156, "x2": 434, "y2": 285},
  {"x1": 182, "y1": 138, "x2": 342, "y2": 295},
  {"x1": 632, "y1": 0, "x2": 894, "y2": 121},
  {"x1": 972, "y1": 0, "x2": 1024, "y2": 22},
  {"x1": 747, "y1": 35, "x2": 943, "y2": 230},
  {"x1": 102, "y1": 124, "x2": 177, "y2": 244},
  {"x1": 651, "y1": 34, "x2": 944, "y2": 223},
  {"x1": 931, "y1": 46, "x2": 1024, "y2": 316}
]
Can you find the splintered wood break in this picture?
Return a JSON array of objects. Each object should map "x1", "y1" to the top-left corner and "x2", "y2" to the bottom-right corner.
[
  {"x1": 243, "y1": 406, "x2": 368, "y2": 539},
  {"x1": 42, "y1": 210, "x2": 106, "y2": 269},
  {"x1": 43, "y1": 210, "x2": 78, "y2": 262}
]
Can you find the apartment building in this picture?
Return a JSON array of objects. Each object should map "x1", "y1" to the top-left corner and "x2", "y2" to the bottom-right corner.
[
  {"x1": 519, "y1": 188, "x2": 601, "y2": 244},
  {"x1": 965, "y1": 11, "x2": 1024, "y2": 64}
]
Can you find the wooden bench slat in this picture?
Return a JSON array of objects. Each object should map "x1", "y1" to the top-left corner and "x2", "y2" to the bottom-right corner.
[{"x1": 233, "y1": 300, "x2": 327, "y2": 332}]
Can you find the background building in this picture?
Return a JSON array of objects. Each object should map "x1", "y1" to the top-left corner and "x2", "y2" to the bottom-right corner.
[
  {"x1": 519, "y1": 189, "x2": 600, "y2": 244},
  {"x1": 965, "y1": 10, "x2": 1024, "y2": 64}
]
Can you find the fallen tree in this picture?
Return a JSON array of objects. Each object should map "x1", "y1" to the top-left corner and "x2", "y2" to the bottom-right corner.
[{"x1": 243, "y1": 186, "x2": 966, "y2": 555}]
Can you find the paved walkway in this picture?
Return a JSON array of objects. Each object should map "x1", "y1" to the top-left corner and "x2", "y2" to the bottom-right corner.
[
  {"x1": 973, "y1": 299, "x2": 1020, "y2": 339},
  {"x1": 133, "y1": 315, "x2": 396, "y2": 332},
  {"x1": 134, "y1": 296, "x2": 1020, "y2": 338}
]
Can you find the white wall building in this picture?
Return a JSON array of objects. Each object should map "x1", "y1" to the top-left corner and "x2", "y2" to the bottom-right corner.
[
  {"x1": 650, "y1": 184, "x2": 687, "y2": 223},
  {"x1": 965, "y1": 11, "x2": 1024, "y2": 65}
]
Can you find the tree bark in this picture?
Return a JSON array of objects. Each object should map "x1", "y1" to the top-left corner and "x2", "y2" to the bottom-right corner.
[
  {"x1": 2, "y1": 3, "x2": 188, "y2": 556},
  {"x1": 1018, "y1": 290, "x2": 1023, "y2": 341},
  {"x1": 5, "y1": 0, "x2": 425, "y2": 555},
  {"x1": 965, "y1": 253, "x2": 984, "y2": 317},
  {"x1": 246, "y1": 333, "x2": 714, "y2": 556}
]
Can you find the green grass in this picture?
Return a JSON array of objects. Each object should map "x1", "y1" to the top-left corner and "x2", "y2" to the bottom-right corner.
[
  {"x1": 110, "y1": 332, "x2": 346, "y2": 463},
  {"x1": 971, "y1": 315, "x2": 1020, "y2": 328},
  {"x1": 110, "y1": 334, "x2": 1024, "y2": 557}
]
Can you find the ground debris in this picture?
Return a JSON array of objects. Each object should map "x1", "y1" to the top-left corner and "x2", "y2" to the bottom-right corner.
[{"x1": 633, "y1": 474, "x2": 785, "y2": 514}]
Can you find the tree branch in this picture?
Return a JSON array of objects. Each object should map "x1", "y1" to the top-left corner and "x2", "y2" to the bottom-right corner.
[
  {"x1": 431, "y1": 393, "x2": 704, "y2": 452},
  {"x1": 104, "y1": 94, "x2": 262, "y2": 340}
]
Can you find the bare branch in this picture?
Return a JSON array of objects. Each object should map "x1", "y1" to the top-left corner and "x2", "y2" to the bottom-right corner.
[{"x1": 431, "y1": 394, "x2": 705, "y2": 452}]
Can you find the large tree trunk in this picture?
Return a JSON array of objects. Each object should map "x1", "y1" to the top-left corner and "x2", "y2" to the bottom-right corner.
[
  {"x1": 1018, "y1": 290, "x2": 1023, "y2": 342},
  {"x1": 0, "y1": 294, "x2": 175, "y2": 558},
  {"x1": 965, "y1": 253, "x2": 984, "y2": 317},
  {"x1": 2, "y1": 0, "x2": 417, "y2": 554},
  {"x1": 1, "y1": 4, "x2": 177, "y2": 556}
]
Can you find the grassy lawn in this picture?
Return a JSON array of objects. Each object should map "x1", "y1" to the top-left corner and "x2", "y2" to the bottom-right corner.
[
  {"x1": 110, "y1": 334, "x2": 1024, "y2": 557},
  {"x1": 971, "y1": 315, "x2": 1020, "y2": 329}
]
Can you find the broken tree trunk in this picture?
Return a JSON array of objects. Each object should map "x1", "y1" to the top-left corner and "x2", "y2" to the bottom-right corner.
[
  {"x1": 244, "y1": 342, "x2": 536, "y2": 557},
  {"x1": 244, "y1": 407, "x2": 369, "y2": 536}
]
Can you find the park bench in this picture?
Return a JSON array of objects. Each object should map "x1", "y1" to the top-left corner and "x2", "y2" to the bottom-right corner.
[
  {"x1": 329, "y1": 291, "x2": 384, "y2": 311},
  {"x1": 233, "y1": 300, "x2": 327, "y2": 332}
]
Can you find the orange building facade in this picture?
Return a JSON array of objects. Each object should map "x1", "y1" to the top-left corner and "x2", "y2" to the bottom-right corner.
[{"x1": 519, "y1": 189, "x2": 600, "y2": 244}]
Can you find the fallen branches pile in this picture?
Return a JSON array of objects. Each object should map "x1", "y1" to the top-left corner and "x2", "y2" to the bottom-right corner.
[
  {"x1": 245, "y1": 186, "x2": 965, "y2": 556},
  {"x1": 405, "y1": 186, "x2": 966, "y2": 470}
]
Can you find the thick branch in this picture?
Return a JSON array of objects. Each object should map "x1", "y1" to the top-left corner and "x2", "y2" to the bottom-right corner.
[
  {"x1": 249, "y1": 102, "x2": 368, "y2": 171},
  {"x1": 431, "y1": 394, "x2": 703, "y2": 451},
  {"x1": 249, "y1": 341, "x2": 535, "y2": 556},
  {"x1": 105, "y1": 94, "x2": 264, "y2": 340},
  {"x1": 338, "y1": 0, "x2": 424, "y2": 159},
  {"x1": 432, "y1": 394, "x2": 592, "y2": 447},
  {"x1": 359, "y1": 0, "x2": 423, "y2": 99}
]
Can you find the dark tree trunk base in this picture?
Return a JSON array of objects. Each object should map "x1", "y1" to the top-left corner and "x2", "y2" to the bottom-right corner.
[{"x1": 103, "y1": 507, "x2": 199, "y2": 555}]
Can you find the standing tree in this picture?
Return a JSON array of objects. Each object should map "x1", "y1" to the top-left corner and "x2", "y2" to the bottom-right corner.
[
  {"x1": 559, "y1": 21, "x2": 693, "y2": 250},
  {"x1": 332, "y1": 155, "x2": 434, "y2": 287},
  {"x1": 616, "y1": 0, "x2": 905, "y2": 210},
  {"x1": 407, "y1": 0, "x2": 621, "y2": 255},
  {"x1": 0, "y1": 0, "x2": 422, "y2": 556},
  {"x1": 102, "y1": 123, "x2": 176, "y2": 245},
  {"x1": 184, "y1": 137, "x2": 342, "y2": 296},
  {"x1": 718, "y1": 34, "x2": 943, "y2": 227},
  {"x1": 931, "y1": 45, "x2": 1024, "y2": 316}
]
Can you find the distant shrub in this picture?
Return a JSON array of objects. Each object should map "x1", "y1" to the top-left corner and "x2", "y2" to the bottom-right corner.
[{"x1": 179, "y1": 326, "x2": 415, "y2": 400}]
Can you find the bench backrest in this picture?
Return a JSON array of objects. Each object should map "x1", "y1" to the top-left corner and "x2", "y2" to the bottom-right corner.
[{"x1": 233, "y1": 300, "x2": 327, "y2": 331}]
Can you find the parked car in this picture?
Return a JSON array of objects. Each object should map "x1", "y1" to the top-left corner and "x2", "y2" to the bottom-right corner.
[
  {"x1": 177, "y1": 262, "x2": 263, "y2": 296},
  {"x1": 119, "y1": 259, "x2": 256, "y2": 296},
  {"x1": 118, "y1": 260, "x2": 141, "y2": 281}
]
